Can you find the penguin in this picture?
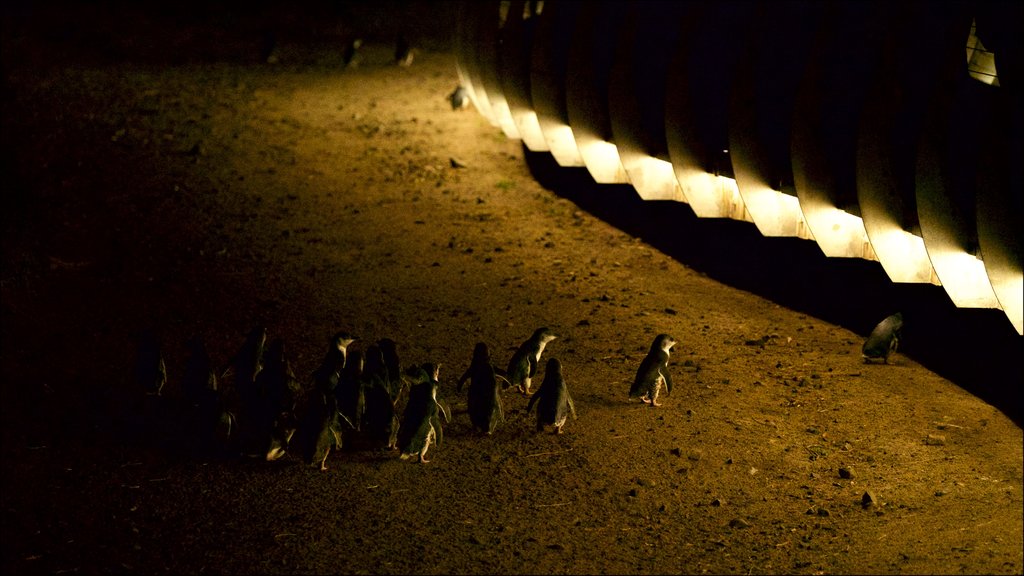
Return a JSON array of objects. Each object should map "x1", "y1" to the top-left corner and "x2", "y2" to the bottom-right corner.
[
  {"x1": 221, "y1": 324, "x2": 267, "y2": 412},
  {"x1": 296, "y1": 387, "x2": 342, "y2": 471},
  {"x1": 126, "y1": 329, "x2": 168, "y2": 445},
  {"x1": 397, "y1": 364, "x2": 444, "y2": 463},
  {"x1": 506, "y1": 327, "x2": 558, "y2": 395},
  {"x1": 862, "y1": 312, "x2": 903, "y2": 364},
  {"x1": 181, "y1": 335, "x2": 234, "y2": 456},
  {"x1": 377, "y1": 337, "x2": 405, "y2": 401},
  {"x1": 458, "y1": 342, "x2": 507, "y2": 435},
  {"x1": 526, "y1": 358, "x2": 577, "y2": 434},
  {"x1": 448, "y1": 85, "x2": 469, "y2": 110},
  {"x1": 394, "y1": 35, "x2": 414, "y2": 66},
  {"x1": 181, "y1": 334, "x2": 216, "y2": 407},
  {"x1": 336, "y1": 347, "x2": 365, "y2": 433},
  {"x1": 256, "y1": 339, "x2": 301, "y2": 461},
  {"x1": 132, "y1": 329, "x2": 167, "y2": 397},
  {"x1": 343, "y1": 38, "x2": 363, "y2": 68},
  {"x1": 360, "y1": 344, "x2": 399, "y2": 450},
  {"x1": 312, "y1": 330, "x2": 357, "y2": 394},
  {"x1": 629, "y1": 334, "x2": 677, "y2": 407}
]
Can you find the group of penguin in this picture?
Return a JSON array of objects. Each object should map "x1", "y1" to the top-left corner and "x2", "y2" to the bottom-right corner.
[
  {"x1": 130, "y1": 323, "x2": 674, "y2": 470},
  {"x1": 129, "y1": 311, "x2": 900, "y2": 471}
]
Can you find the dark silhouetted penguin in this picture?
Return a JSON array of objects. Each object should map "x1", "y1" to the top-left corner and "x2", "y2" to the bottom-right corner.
[
  {"x1": 343, "y1": 38, "x2": 363, "y2": 68},
  {"x1": 394, "y1": 35, "x2": 414, "y2": 66},
  {"x1": 458, "y1": 342, "x2": 507, "y2": 434},
  {"x1": 221, "y1": 325, "x2": 267, "y2": 420},
  {"x1": 312, "y1": 330, "x2": 356, "y2": 394},
  {"x1": 361, "y1": 344, "x2": 399, "y2": 450},
  {"x1": 132, "y1": 329, "x2": 167, "y2": 397},
  {"x1": 182, "y1": 335, "x2": 216, "y2": 406},
  {"x1": 181, "y1": 335, "x2": 235, "y2": 456},
  {"x1": 527, "y1": 358, "x2": 577, "y2": 434},
  {"x1": 862, "y1": 312, "x2": 903, "y2": 364},
  {"x1": 296, "y1": 388, "x2": 342, "y2": 471},
  {"x1": 629, "y1": 334, "x2": 676, "y2": 407},
  {"x1": 506, "y1": 327, "x2": 558, "y2": 395},
  {"x1": 256, "y1": 339, "x2": 301, "y2": 461},
  {"x1": 449, "y1": 85, "x2": 469, "y2": 110},
  {"x1": 397, "y1": 364, "x2": 445, "y2": 462},
  {"x1": 336, "y1": 347, "x2": 365, "y2": 432},
  {"x1": 378, "y1": 338, "x2": 405, "y2": 401}
]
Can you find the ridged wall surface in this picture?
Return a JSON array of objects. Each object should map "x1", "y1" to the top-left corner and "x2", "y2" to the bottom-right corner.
[{"x1": 454, "y1": 0, "x2": 1023, "y2": 335}]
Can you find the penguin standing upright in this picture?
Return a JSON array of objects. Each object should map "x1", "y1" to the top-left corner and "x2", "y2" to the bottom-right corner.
[
  {"x1": 343, "y1": 38, "x2": 363, "y2": 68},
  {"x1": 132, "y1": 329, "x2": 167, "y2": 397},
  {"x1": 181, "y1": 335, "x2": 234, "y2": 456},
  {"x1": 127, "y1": 329, "x2": 168, "y2": 444},
  {"x1": 336, "y1": 348, "x2": 365, "y2": 433},
  {"x1": 506, "y1": 327, "x2": 558, "y2": 395},
  {"x1": 360, "y1": 344, "x2": 399, "y2": 450},
  {"x1": 394, "y1": 35, "x2": 414, "y2": 66},
  {"x1": 862, "y1": 312, "x2": 903, "y2": 364},
  {"x1": 311, "y1": 331, "x2": 356, "y2": 394},
  {"x1": 377, "y1": 338, "x2": 405, "y2": 401},
  {"x1": 256, "y1": 339, "x2": 302, "y2": 461},
  {"x1": 296, "y1": 387, "x2": 342, "y2": 471},
  {"x1": 458, "y1": 343, "x2": 507, "y2": 435},
  {"x1": 629, "y1": 334, "x2": 676, "y2": 407},
  {"x1": 527, "y1": 358, "x2": 577, "y2": 434},
  {"x1": 397, "y1": 364, "x2": 445, "y2": 463},
  {"x1": 222, "y1": 325, "x2": 267, "y2": 455},
  {"x1": 181, "y1": 335, "x2": 216, "y2": 407}
]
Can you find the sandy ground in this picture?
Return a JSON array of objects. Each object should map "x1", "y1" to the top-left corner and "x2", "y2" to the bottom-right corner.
[{"x1": 2, "y1": 3, "x2": 1022, "y2": 575}]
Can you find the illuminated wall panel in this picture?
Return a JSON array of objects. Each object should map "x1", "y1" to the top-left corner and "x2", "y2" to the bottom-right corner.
[{"x1": 453, "y1": 0, "x2": 1021, "y2": 334}]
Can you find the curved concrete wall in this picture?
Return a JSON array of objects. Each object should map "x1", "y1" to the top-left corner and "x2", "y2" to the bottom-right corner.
[{"x1": 454, "y1": 0, "x2": 1022, "y2": 335}]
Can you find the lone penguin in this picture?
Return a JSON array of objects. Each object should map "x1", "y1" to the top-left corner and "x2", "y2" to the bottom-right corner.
[
  {"x1": 629, "y1": 334, "x2": 676, "y2": 407},
  {"x1": 458, "y1": 342, "x2": 507, "y2": 435},
  {"x1": 394, "y1": 35, "x2": 414, "y2": 66},
  {"x1": 527, "y1": 358, "x2": 577, "y2": 434},
  {"x1": 862, "y1": 312, "x2": 903, "y2": 364},
  {"x1": 449, "y1": 85, "x2": 469, "y2": 110},
  {"x1": 506, "y1": 327, "x2": 558, "y2": 395},
  {"x1": 343, "y1": 38, "x2": 363, "y2": 68}
]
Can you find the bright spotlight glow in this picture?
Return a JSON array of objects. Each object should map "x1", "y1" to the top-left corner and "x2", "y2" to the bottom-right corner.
[
  {"x1": 622, "y1": 155, "x2": 685, "y2": 201},
  {"x1": 929, "y1": 250, "x2": 1001, "y2": 309},
  {"x1": 803, "y1": 207, "x2": 877, "y2": 259},
  {"x1": 676, "y1": 169, "x2": 750, "y2": 221},
  {"x1": 510, "y1": 110, "x2": 550, "y2": 152},
  {"x1": 737, "y1": 181, "x2": 812, "y2": 238},
  {"x1": 491, "y1": 96, "x2": 522, "y2": 140},
  {"x1": 538, "y1": 123, "x2": 585, "y2": 167},
  {"x1": 870, "y1": 227, "x2": 940, "y2": 284},
  {"x1": 577, "y1": 139, "x2": 630, "y2": 184}
]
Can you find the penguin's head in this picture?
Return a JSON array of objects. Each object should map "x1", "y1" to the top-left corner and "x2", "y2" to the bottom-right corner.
[
  {"x1": 472, "y1": 342, "x2": 490, "y2": 362},
  {"x1": 331, "y1": 331, "x2": 357, "y2": 351},
  {"x1": 654, "y1": 334, "x2": 677, "y2": 353},
  {"x1": 545, "y1": 357, "x2": 562, "y2": 374},
  {"x1": 533, "y1": 327, "x2": 558, "y2": 344}
]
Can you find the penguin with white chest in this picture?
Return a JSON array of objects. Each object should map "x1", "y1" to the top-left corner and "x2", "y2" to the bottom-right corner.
[
  {"x1": 506, "y1": 327, "x2": 558, "y2": 395},
  {"x1": 526, "y1": 358, "x2": 577, "y2": 434},
  {"x1": 397, "y1": 363, "x2": 448, "y2": 463},
  {"x1": 629, "y1": 334, "x2": 676, "y2": 407}
]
